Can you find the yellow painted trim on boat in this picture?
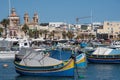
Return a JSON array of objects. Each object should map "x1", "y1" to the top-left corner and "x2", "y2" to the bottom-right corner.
[
  {"x1": 61, "y1": 59, "x2": 74, "y2": 70},
  {"x1": 14, "y1": 58, "x2": 74, "y2": 69},
  {"x1": 76, "y1": 57, "x2": 86, "y2": 64}
]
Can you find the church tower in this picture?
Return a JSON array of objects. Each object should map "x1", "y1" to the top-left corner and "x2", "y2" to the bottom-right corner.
[
  {"x1": 8, "y1": 8, "x2": 20, "y2": 38},
  {"x1": 33, "y1": 13, "x2": 39, "y2": 24},
  {"x1": 24, "y1": 12, "x2": 29, "y2": 24},
  {"x1": 8, "y1": 8, "x2": 20, "y2": 26}
]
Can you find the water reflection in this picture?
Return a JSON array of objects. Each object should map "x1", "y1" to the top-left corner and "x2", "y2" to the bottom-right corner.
[{"x1": 1, "y1": 59, "x2": 120, "y2": 80}]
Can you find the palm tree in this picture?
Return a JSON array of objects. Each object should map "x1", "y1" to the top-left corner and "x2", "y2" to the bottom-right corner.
[
  {"x1": 75, "y1": 35, "x2": 81, "y2": 40},
  {"x1": 67, "y1": 31, "x2": 74, "y2": 40},
  {"x1": 117, "y1": 34, "x2": 120, "y2": 40},
  {"x1": 91, "y1": 34, "x2": 95, "y2": 40},
  {"x1": 50, "y1": 30, "x2": 56, "y2": 40},
  {"x1": 79, "y1": 33, "x2": 84, "y2": 40},
  {"x1": 22, "y1": 24, "x2": 29, "y2": 36},
  {"x1": 39, "y1": 29, "x2": 43, "y2": 37},
  {"x1": 43, "y1": 30, "x2": 49, "y2": 39},
  {"x1": 28, "y1": 29, "x2": 34, "y2": 38},
  {"x1": 88, "y1": 33, "x2": 92, "y2": 40},
  {"x1": 0, "y1": 19, "x2": 9, "y2": 37},
  {"x1": 0, "y1": 27, "x2": 3, "y2": 37},
  {"x1": 33, "y1": 29, "x2": 39, "y2": 39},
  {"x1": 48, "y1": 33, "x2": 52, "y2": 40},
  {"x1": 62, "y1": 31, "x2": 67, "y2": 39}
]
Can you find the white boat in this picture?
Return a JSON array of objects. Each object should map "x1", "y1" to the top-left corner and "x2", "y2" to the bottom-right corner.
[
  {"x1": 0, "y1": 51, "x2": 19, "y2": 59},
  {"x1": 0, "y1": 38, "x2": 31, "y2": 59},
  {"x1": 87, "y1": 47, "x2": 120, "y2": 63},
  {"x1": 109, "y1": 41, "x2": 120, "y2": 49}
]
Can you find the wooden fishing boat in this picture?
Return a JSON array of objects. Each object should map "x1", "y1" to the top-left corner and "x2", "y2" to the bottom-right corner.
[
  {"x1": 76, "y1": 53, "x2": 87, "y2": 68},
  {"x1": 87, "y1": 47, "x2": 120, "y2": 63},
  {"x1": 49, "y1": 47, "x2": 87, "y2": 68},
  {"x1": 14, "y1": 48, "x2": 75, "y2": 76}
]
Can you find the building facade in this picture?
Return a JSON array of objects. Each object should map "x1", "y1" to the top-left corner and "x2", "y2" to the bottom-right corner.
[
  {"x1": 97, "y1": 21, "x2": 120, "y2": 39},
  {"x1": 8, "y1": 8, "x2": 20, "y2": 26},
  {"x1": 8, "y1": 8, "x2": 20, "y2": 38},
  {"x1": 23, "y1": 12, "x2": 39, "y2": 30}
]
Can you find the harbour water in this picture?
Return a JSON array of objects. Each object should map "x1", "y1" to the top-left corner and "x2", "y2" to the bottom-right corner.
[{"x1": 1, "y1": 59, "x2": 120, "y2": 80}]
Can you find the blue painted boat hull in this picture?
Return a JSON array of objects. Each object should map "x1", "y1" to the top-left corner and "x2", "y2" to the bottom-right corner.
[
  {"x1": 76, "y1": 62, "x2": 87, "y2": 67},
  {"x1": 16, "y1": 68, "x2": 74, "y2": 76},
  {"x1": 76, "y1": 53, "x2": 87, "y2": 68},
  {"x1": 14, "y1": 58, "x2": 75, "y2": 76},
  {"x1": 87, "y1": 58, "x2": 120, "y2": 63}
]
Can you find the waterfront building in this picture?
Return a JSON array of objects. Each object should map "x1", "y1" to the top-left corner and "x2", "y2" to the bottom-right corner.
[
  {"x1": 92, "y1": 22, "x2": 103, "y2": 32},
  {"x1": 18, "y1": 12, "x2": 40, "y2": 38},
  {"x1": 49, "y1": 22, "x2": 67, "y2": 28},
  {"x1": 8, "y1": 8, "x2": 20, "y2": 38},
  {"x1": 23, "y1": 12, "x2": 39, "y2": 30},
  {"x1": 97, "y1": 21, "x2": 120, "y2": 39},
  {"x1": 8, "y1": 8, "x2": 20, "y2": 26}
]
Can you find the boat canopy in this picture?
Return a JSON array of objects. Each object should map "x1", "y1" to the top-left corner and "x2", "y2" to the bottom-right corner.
[
  {"x1": 20, "y1": 48, "x2": 63, "y2": 66},
  {"x1": 93, "y1": 47, "x2": 120, "y2": 55}
]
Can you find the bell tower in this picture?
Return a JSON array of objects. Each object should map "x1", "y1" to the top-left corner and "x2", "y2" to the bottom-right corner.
[
  {"x1": 33, "y1": 13, "x2": 39, "y2": 24},
  {"x1": 24, "y1": 12, "x2": 29, "y2": 24},
  {"x1": 8, "y1": 8, "x2": 20, "y2": 26}
]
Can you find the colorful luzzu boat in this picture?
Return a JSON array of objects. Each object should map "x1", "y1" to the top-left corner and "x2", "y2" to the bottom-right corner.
[
  {"x1": 76, "y1": 53, "x2": 87, "y2": 68},
  {"x1": 50, "y1": 48, "x2": 87, "y2": 68},
  {"x1": 87, "y1": 47, "x2": 120, "y2": 63},
  {"x1": 14, "y1": 48, "x2": 75, "y2": 76}
]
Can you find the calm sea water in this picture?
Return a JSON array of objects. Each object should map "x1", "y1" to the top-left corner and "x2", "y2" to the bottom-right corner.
[{"x1": 0, "y1": 59, "x2": 120, "y2": 80}]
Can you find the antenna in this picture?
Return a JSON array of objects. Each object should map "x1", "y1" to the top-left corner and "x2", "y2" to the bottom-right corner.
[
  {"x1": 9, "y1": 0, "x2": 12, "y2": 26},
  {"x1": 8, "y1": 0, "x2": 11, "y2": 16},
  {"x1": 91, "y1": 10, "x2": 93, "y2": 23}
]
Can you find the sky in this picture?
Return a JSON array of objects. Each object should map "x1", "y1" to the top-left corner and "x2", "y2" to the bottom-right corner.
[{"x1": 0, "y1": 0, "x2": 120, "y2": 24}]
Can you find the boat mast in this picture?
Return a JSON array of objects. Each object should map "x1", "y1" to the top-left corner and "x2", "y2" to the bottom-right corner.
[
  {"x1": 91, "y1": 10, "x2": 93, "y2": 24},
  {"x1": 9, "y1": 0, "x2": 11, "y2": 26}
]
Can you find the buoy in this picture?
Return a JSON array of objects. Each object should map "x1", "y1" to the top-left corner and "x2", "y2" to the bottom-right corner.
[{"x1": 3, "y1": 64, "x2": 8, "y2": 68}]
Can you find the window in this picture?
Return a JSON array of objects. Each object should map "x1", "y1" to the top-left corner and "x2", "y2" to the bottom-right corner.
[
  {"x1": 24, "y1": 43, "x2": 28, "y2": 46},
  {"x1": 107, "y1": 23, "x2": 109, "y2": 25},
  {"x1": 10, "y1": 31, "x2": 12, "y2": 36},
  {"x1": 117, "y1": 24, "x2": 119, "y2": 26}
]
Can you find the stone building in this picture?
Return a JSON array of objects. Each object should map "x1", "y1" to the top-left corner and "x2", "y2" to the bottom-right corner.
[
  {"x1": 23, "y1": 12, "x2": 39, "y2": 30},
  {"x1": 8, "y1": 8, "x2": 20, "y2": 38},
  {"x1": 97, "y1": 21, "x2": 120, "y2": 39},
  {"x1": 8, "y1": 8, "x2": 20, "y2": 26}
]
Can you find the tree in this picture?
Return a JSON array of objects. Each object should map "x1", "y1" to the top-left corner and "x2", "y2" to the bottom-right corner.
[
  {"x1": 117, "y1": 34, "x2": 120, "y2": 40},
  {"x1": 91, "y1": 34, "x2": 95, "y2": 40},
  {"x1": 28, "y1": 29, "x2": 34, "y2": 38},
  {"x1": 67, "y1": 31, "x2": 74, "y2": 40},
  {"x1": 50, "y1": 30, "x2": 56, "y2": 40},
  {"x1": 39, "y1": 29, "x2": 43, "y2": 37},
  {"x1": 62, "y1": 31, "x2": 67, "y2": 39},
  {"x1": 75, "y1": 35, "x2": 81, "y2": 40},
  {"x1": 0, "y1": 27, "x2": 3, "y2": 37},
  {"x1": 33, "y1": 29, "x2": 39, "y2": 39},
  {"x1": 0, "y1": 19, "x2": 9, "y2": 37},
  {"x1": 22, "y1": 24, "x2": 29, "y2": 36},
  {"x1": 43, "y1": 30, "x2": 49, "y2": 39},
  {"x1": 0, "y1": 19, "x2": 9, "y2": 26}
]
